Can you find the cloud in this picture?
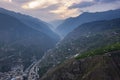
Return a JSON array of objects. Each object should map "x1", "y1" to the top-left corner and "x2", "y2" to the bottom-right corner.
[
  {"x1": 22, "y1": 0, "x2": 58, "y2": 9},
  {"x1": 21, "y1": 0, "x2": 83, "y2": 19},
  {"x1": 49, "y1": 0, "x2": 83, "y2": 18},
  {"x1": 2, "y1": 0, "x2": 12, "y2": 2},
  {"x1": 94, "y1": 0, "x2": 119, "y2": 3},
  {"x1": 12, "y1": 0, "x2": 27, "y2": 3},
  {"x1": 69, "y1": 2, "x2": 95, "y2": 9},
  {"x1": 50, "y1": 6, "x2": 80, "y2": 18},
  {"x1": 69, "y1": 0, "x2": 120, "y2": 9}
]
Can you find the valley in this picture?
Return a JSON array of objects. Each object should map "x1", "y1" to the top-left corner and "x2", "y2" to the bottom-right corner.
[
  {"x1": 0, "y1": 6, "x2": 120, "y2": 80},
  {"x1": 0, "y1": 8, "x2": 59, "y2": 80}
]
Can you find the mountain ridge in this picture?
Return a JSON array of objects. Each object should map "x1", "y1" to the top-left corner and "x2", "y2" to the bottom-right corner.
[
  {"x1": 56, "y1": 9, "x2": 120, "y2": 37},
  {"x1": 0, "y1": 8, "x2": 60, "y2": 73},
  {"x1": 37, "y1": 18, "x2": 120, "y2": 79},
  {"x1": 0, "y1": 8, "x2": 60, "y2": 41}
]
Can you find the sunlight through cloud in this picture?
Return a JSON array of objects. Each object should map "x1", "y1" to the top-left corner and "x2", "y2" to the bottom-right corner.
[{"x1": 22, "y1": 0, "x2": 85, "y2": 19}]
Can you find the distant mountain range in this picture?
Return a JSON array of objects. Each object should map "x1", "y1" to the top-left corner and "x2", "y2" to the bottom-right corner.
[
  {"x1": 56, "y1": 9, "x2": 120, "y2": 37},
  {"x1": 38, "y1": 18, "x2": 120, "y2": 79},
  {"x1": 0, "y1": 8, "x2": 59, "y2": 72}
]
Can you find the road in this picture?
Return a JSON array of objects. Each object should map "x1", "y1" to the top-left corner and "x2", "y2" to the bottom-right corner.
[{"x1": 27, "y1": 49, "x2": 51, "y2": 80}]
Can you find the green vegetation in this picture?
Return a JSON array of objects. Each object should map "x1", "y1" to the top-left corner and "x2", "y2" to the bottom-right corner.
[{"x1": 75, "y1": 42, "x2": 120, "y2": 59}]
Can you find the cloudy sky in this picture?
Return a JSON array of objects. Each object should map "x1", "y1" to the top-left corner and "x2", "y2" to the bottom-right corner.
[{"x1": 0, "y1": 0, "x2": 120, "y2": 22}]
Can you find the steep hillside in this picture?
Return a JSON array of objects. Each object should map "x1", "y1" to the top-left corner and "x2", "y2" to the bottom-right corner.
[
  {"x1": 41, "y1": 49, "x2": 120, "y2": 80},
  {"x1": 0, "y1": 9, "x2": 59, "y2": 72},
  {"x1": 37, "y1": 18, "x2": 120, "y2": 79},
  {"x1": 56, "y1": 9, "x2": 120, "y2": 37},
  {"x1": 63, "y1": 18, "x2": 120, "y2": 42},
  {"x1": 0, "y1": 8, "x2": 59, "y2": 41}
]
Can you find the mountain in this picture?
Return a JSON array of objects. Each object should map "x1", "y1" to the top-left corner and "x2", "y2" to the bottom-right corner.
[
  {"x1": 37, "y1": 18, "x2": 120, "y2": 79},
  {"x1": 0, "y1": 8, "x2": 59, "y2": 40},
  {"x1": 0, "y1": 8, "x2": 59, "y2": 72},
  {"x1": 41, "y1": 49, "x2": 120, "y2": 80},
  {"x1": 63, "y1": 18, "x2": 120, "y2": 41},
  {"x1": 56, "y1": 9, "x2": 120, "y2": 37}
]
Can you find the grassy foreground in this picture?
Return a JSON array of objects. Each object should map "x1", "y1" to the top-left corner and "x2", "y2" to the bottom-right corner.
[{"x1": 75, "y1": 42, "x2": 120, "y2": 59}]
